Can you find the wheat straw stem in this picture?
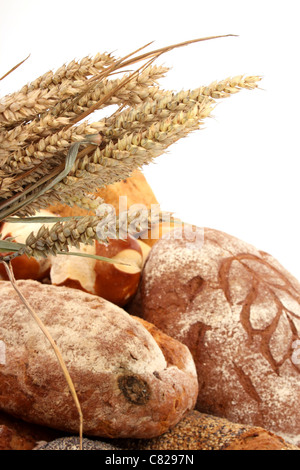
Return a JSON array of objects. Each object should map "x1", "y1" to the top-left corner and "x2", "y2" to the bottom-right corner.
[
  {"x1": 0, "y1": 55, "x2": 30, "y2": 82},
  {"x1": 0, "y1": 136, "x2": 101, "y2": 220},
  {"x1": 50, "y1": 65, "x2": 169, "y2": 120},
  {"x1": 120, "y1": 34, "x2": 238, "y2": 68},
  {"x1": 25, "y1": 53, "x2": 116, "y2": 92},
  {"x1": 100, "y1": 75, "x2": 261, "y2": 140},
  {"x1": 76, "y1": 98, "x2": 214, "y2": 171},
  {"x1": 63, "y1": 35, "x2": 233, "y2": 129},
  {"x1": 1, "y1": 59, "x2": 162, "y2": 178},
  {"x1": 0, "y1": 260, "x2": 83, "y2": 450},
  {"x1": 0, "y1": 35, "x2": 236, "y2": 130},
  {"x1": 67, "y1": 53, "x2": 160, "y2": 129},
  {"x1": 0, "y1": 66, "x2": 168, "y2": 160},
  {"x1": 0, "y1": 75, "x2": 260, "y2": 194},
  {"x1": 1, "y1": 72, "x2": 259, "y2": 214},
  {"x1": 23, "y1": 209, "x2": 170, "y2": 257}
]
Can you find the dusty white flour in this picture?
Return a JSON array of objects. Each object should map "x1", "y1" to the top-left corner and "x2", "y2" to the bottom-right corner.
[
  {"x1": 141, "y1": 227, "x2": 300, "y2": 445},
  {"x1": 0, "y1": 280, "x2": 167, "y2": 376}
]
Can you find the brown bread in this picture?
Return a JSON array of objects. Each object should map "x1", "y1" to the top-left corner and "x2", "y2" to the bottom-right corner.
[
  {"x1": 0, "y1": 280, "x2": 198, "y2": 439},
  {"x1": 138, "y1": 227, "x2": 300, "y2": 446}
]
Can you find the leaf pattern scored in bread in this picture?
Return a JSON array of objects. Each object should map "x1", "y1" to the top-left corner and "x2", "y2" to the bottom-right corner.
[{"x1": 218, "y1": 252, "x2": 300, "y2": 375}]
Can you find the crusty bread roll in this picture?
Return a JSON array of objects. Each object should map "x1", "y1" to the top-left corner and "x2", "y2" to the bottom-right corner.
[
  {"x1": 115, "y1": 410, "x2": 299, "y2": 450},
  {"x1": 0, "y1": 280, "x2": 198, "y2": 439},
  {"x1": 50, "y1": 237, "x2": 150, "y2": 308},
  {"x1": 138, "y1": 227, "x2": 300, "y2": 446}
]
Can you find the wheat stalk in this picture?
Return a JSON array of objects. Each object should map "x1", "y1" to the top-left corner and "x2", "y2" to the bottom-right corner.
[
  {"x1": 0, "y1": 53, "x2": 116, "y2": 129},
  {"x1": 0, "y1": 36, "x2": 261, "y2": 449},
  {"x1": 0, "y1": 75, "x2": 261, "y2": 216},
  {"x1": 0, "y1": 65, "x2": 169, "y2": 158}
]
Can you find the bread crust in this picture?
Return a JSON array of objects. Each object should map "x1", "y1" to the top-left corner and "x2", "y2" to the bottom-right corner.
[
  {"x1": 0, "y1": 280, "x2": 198, "y2": 438},
  {"x1": 139, "y1": 227, "x2": 300, "y2": 446}
]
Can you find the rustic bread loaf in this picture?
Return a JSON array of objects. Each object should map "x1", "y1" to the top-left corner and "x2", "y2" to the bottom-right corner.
[
  {"x1": 0, "y1": 280, "x2": 198, "y2": 439},
  {"x1": 138, "y1": 227, "x2": 300, "y2": 446},
  {"x1": 50, "y1": 236, "x2": 150, "y2": 308},
  {"x1": 115, "y1": 410, "x2": 299, "y2": 450}
]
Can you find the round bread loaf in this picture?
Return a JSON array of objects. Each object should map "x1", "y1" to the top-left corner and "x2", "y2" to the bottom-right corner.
[
  {"x1": 0, "y1": 280, "x2": 198, "y2": 438},
  {"x1": 36, "y1": 436, "x2": 121, "y2": 451},
  {"x1": 138, "y1": 227, "x2": 300, "y2": 446}
]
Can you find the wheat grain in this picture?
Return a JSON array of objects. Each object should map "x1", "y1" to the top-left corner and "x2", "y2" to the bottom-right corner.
[
  {"x1": 12, "y1": 98, "x2": 214, "y2": 216},
  {"x1": 23, "y1": 209, "x2": 166, "y2": 258},
  {"x1": 0, "y1": 64, "x2": 169, "y2": 173},
  {"x1": 25, "y1": 53, "x2": 116, "y2": 91},
  {"x1": 1, "y1": 122, "x2": 96, "y2": 174},
  {"x1": 0, "y1": 53, "x2": 117, "y2": 130},
  {"x1": 0, "y1": 66, "x2": 169, "y2": 166},
  {"x1": 86, "y1": 74, "x2": 261, "y2": 142},
  {"x1": 0, "y1": 88, "x2": 57, "y2": 129},
  {"x1": 49, "y1": 65, "x2": 169, "y2": 120},
  {"x1": 200, "y1": 75, "x2": 262, "y2": 98},
  {"x1": 0, "y1": 37, "x2": 260, "y2": 221},
  {"x1": 0, "y1": 89, "x2": 208, "y2": 195}
]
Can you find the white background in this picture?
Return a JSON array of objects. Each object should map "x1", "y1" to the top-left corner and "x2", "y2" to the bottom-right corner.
[{"x1": 1, "y1": 0, "x2": 300, "y2": 279}]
